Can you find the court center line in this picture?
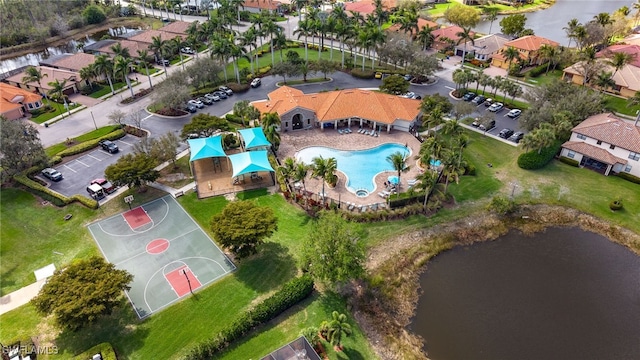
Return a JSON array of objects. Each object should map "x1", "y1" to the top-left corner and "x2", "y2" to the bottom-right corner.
[{"x1": 114, "y1": 228, "x2": 200, "y2": 266}]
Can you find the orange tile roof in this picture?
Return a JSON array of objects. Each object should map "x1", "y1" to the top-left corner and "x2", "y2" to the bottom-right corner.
[
  {"x1": 253, "y1": 86, "x2": 421, "y2": 124},
  {"x1": 572, "y1": 113, "x2": 640, "y2": 153},
  {"x1": 160, "y1": 21, "x2": 191, "y2": 35},
  {"x1": 597, "y1": 44, "x2": 640, "y2": 68},
  {"x1": 562, "y1": 141, "x2": 627, "y2": 165},
  {"x1": 128, "y1": 30, "x2": 184, "y2": 45},
  {"x1": 243, "y1": 0, "x2": 281, "y2": 10},
  {"x1": 563, "y1": 60, "x2": 640, "y2": 93},
  {"x1": 98, "y1": 39, "x2": 150, "y2": 57},
  {"x1": 49, "y1": 53, "x2": 97, "y2": 71},
  {"x1": 503, "y1": 35, "x2": 559, "y2": 51},
  {"x1": 432, "y1": 25, "x2": 474, "y2": 43},
  {"x1": 5, "y1": 67, "x2": 81, "y2": 91},
  {"x1": 387, "y1": 18, "x2": 439, "y2": 36},
  {"x1": 0, "y1": 83, "x2": 42, "y2": 112}
]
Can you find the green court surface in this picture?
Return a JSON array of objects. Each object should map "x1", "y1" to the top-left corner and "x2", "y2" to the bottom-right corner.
[{"x1": 88, "y1": 195, "x2": 235, "y2": 318}]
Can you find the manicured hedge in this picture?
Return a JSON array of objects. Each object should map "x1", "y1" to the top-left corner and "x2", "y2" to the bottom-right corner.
[
  {"x1": 517, "y1": 140, "x2": 563, "y2": 170},
  {"x1": 350, "y1": 69, "x2": 375, "y2": 79},
  {"x1": 185, "y1": 275, "x2": 314, "y2": 359},
  {"x1": 616, "y1": 172, "x2": 640, "y2": 184},
  {"x1": 527, "y1": 63, "x2": 548, "y2": 78},
  {"x1": 225, "y1": 82, "x2": 250, "y2": 93},
  {"x1": 14, "y1": 174, "x2": 99, "y2": 209},
  {"x1": 558, "y1": 156, "x2": 579, "y2": 167},
  {"x1": 57, "y1": 129, "x2": 125, "y2": 157},
  {"x1": 73, "y1": 343, "x2": 117, "y2": 360}
]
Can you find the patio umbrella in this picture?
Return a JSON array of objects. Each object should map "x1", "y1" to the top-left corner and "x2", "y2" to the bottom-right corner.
[{"x1": 388, "y1": 176, "x2": 399, "y2": 185}]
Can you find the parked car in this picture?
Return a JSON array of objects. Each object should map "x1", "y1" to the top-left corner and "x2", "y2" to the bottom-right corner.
[
  {"x1": 218, "y1": 86, "x2": 233, "y2": 95},
  {"x1": 471, "y1": 118, "x2": 481, "y2": 127},
  {"x1": 91, "y1": 178, "x2": 116, "y2": 194},
  {"x1": 251, "y1": 78, "x2": 262, "y2": 88},
  {"x1": 375, "y1": 72, "x2": 383, "y2": 79},
  {"x1": 507, "y1": 109, "x2": 522, "y2": 118},
  {"x1": 498, "y1": 128, "x2": 515, "y2": 138},
  {"x1": 188, "y1": 99, "x2": 204, "y2": 109},
  {"x1": 198, "y1": 96, "x2": 213, "y2": 105},
  {"x1": 484, "y1": 98, "x2": 494, "y2": 107},
  {"x1": 462, "y1": 92, "x2": 476, "y2": 101},
  {"x1": 488, "y1": 102, "x2": 504, "y2": 112},
  {"x1": 156, "y1": 59, "x2": 170, "y2": 66},
  {"x1": 183, "y1": 103, "x2": 197, "y2": 113},
  {"x1": 479, "y1": 119, "x2": 496, "y2": 131},
  {"x1": 508, "y1": 131, "x2": 525, "y2": 143},
  {"x1": 99, "y1": 140, "x2": 119, "y2": 153},
  {"x1": 214, "y1": 90, "x2": 228, "y2": 99},
  {"x1": 180, "y1": 47, "x2": 195, "y2": 54},
  {"x1": 403, "y1": 74, "x2": 414, "y2": 81},
  {"x1": 41, "y1": 168, "x2": 63, "y2": 181},
  {"x1": 401, "y1": 91, "x2": 416, "y2": 98},
  {"x1": 87, "y1": 183, "x2": 105, "y2": 200},
  {"x1": 471, "y1": 95, "x2": 486, "y2": 105},
  {"x1": 205, "y1": 93, "x2": 220, "y2": 102}
]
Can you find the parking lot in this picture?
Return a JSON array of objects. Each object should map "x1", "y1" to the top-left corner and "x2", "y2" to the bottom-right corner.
[{"x1": 42, "y1": 135, "x2": 140, "y2": 198}]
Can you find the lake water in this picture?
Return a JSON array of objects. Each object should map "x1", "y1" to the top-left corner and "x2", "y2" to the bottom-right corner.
[
  {"x1": 474, "y1": 0, "x2": 634, "y2": 44},
  {"x1": 409, "y1": 227, "x2": 640, "y2": 360}
]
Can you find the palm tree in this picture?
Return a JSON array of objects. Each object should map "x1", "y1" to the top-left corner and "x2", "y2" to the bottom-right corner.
[
  {"x1": 627, "y1": 91, "x2": 640, "y2": 109},
  {"x1": 294, "y1": 19, "x2": 313, "y2": 62},
  {"x1": 136, "y1": 49, "x2": 153, "y2": 88},
  {"x1": 386, "y1": 151, "x2": 409, "y2": 187},
  {"x1": 294, "y1": 162, "x2": 309, "y2": 191},
  {"x1": 326, "y1": 311, "x2": 352, "y2": 351},
  {"x1": 22, "y1": 66, "x2": 49, "y2": 105},
  {"x1": 416, "y1": 25, "x2": 435, "y2": 51},
  {"x1": 93, "y1": 54, "x2": 116, "y2": 95},
  {"x1": 416, "y1": 168, "x2": 439, "y2": 211},
  {"x1": 311, "y1": 155, "x2": 337, "y2": 203},
  {"x1": 110, "y1": 42, "x2": 131, "y2": 59},
  {"x1": 239, "y1": 27, "x2": 258, "y2": 72},
  {"x1": 261, "y1": 112, "x2": 281, "y2": 153},
  {"x1": 503, "y1": 46, "x2": 521, "y2": 73},
  {"x1": 171, "y1": 37, "x2": 189, "y2": 71},
  {"x1": 294, "y1": 0, "x2": 307, "y2": 22},
  {"x1": 563, "y1": 18, "x2": 581, "y2": 48},
  {"x1": 520, "y1": 124, "x2": 556, "y2": 154},
  {"x1": 263, "y1": 20, "x2": 282, "y2": 67},
  {"x1": 573, "y1": 25, "x2": 588, "y2": 50},
  {"x1": 278, "y1": 157, "x2": 297, "y2": 188},
  {"x1": 484, "y1": 8, "x2": 499, "y2": 34},
  {"x1": 456, "y1": 27, "x2": 474, "y2": 67},
  {"x1": 47, "y1": 79, "x2": 69, "y2": 115},
  {"x1": 606, "y1": 51, "x2": 635, "y2": 77},
  {"x1": 592, "y1": 71, "x2": 616, "y2": 93},
  {"x1": 538, "y1": 44, "x2": 558, "y2": 74},
  {"x1": 264, "y1": 125, "x2": 281, "y2": 154},
  {"x1": 113, "y1": 55, "x2": 135, "y2": 98},
  {"x1": 149, "y1": 35, "x2": 170, "y2": 78},
  {"x1": 210, "y1": 34, "x2": 232, "y2": 82},
  {"x1": 79, "y1": 64, "x2": 97, "y2": 90}
]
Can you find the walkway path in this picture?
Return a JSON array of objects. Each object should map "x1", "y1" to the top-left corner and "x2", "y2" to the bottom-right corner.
[{"x1": 0, "y1": 279, "x2": 46, "y2": 315}]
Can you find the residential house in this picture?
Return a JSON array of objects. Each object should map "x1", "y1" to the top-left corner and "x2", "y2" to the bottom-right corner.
[
  {"x1": 159, "y1": 21, "x2": 191, "y2": 36},
  {"x1": 386, "y1": 18, "x2": 439, "y2": 40},
  {"x1": 562, "y1": 59, "x2": 640, "y2": 98},
  {"x1": 95, "y1": 39, "x2": 151, "y2": 58},
  {"x1": 560, "y1": 113, "x2": 640, "y2": 177},
  {"x1": 242, "y1": 0, "x2": 283, "y2": 14},
  {"x1": 252, "y1": 86, "x2": 421, "y2": 133},
  {"x1": 454, "y1": 33, "x2": 510, "y2": 62},
  {"x1": 343, "y1": 0, "x2": 396, "y2": 16},
  {"x1": 127, "y1": 30, "x2": 184, "y2": 50},
  {"x1": 431, "y1": 25, "x2": 474, "y2": 52},
  {"x1": 0, "y1": 83, "x2": 43, "y2": 120},
  {"x1": 39, "y1": 53, "x2": 97, "y2": 72},
  {"x1": 491, "y1": 35, "x2": 559, "y2": 69},
  {"x1": 4, "y1": 66, "x2": 84, "y2": 96}
]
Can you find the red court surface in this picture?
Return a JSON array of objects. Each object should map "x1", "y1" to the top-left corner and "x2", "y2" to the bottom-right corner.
[
  {"x1": 123, "y1": 207, "x2": 152, "y2": 229},
  {"x1": 146, "y1": 239, "x2": 170, "y2": 254},
  {"x1": 165, "y1": 266, "x2": 202, "y2": 297}
]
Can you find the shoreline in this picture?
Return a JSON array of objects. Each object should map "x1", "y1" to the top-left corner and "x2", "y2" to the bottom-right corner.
[{"x1": 347, "y1": 204, "x2": 640, "y2": 360}]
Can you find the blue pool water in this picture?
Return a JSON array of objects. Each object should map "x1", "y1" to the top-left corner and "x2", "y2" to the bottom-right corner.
[{"x1": 296, "y1": 143, "x2": 410, "y2": 194}]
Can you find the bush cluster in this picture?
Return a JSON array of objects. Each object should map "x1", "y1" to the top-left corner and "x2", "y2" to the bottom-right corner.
[
  {"x1": 341, "y1": 202, "x2": 428, "y2": 223},
  {"x1": 527, "y1": 63, "x2": 548, "y2": 78},
  {"x1": 185, "y1": 275, "x2": 314, "y2": 359},
  {"x1": 57, "y1": 129, "x2": 125, "y2": 157},
  {"x1": 14, "y1": 174, "x2": 98, "y2": 209},
  {"x1": 616, "y1": 172, "x2": 640, "y2": 184},
  {"x1": 350, "y1": 69, "x2": 375, "y2": 79},
  {"x1": 558, "y1": 156, "x2": 579, "y2": 167},
  {"x1": 609, "y1": 198, "x2": 623, "y2": 211},
  {"x1": 225, "y1": 83, "x2": 250, "y2": 93},
  {"x1": 517, "y1": 140, "x2": 562, "y2": 170}
]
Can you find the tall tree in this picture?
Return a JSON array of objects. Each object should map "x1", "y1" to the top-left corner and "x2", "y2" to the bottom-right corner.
[
  {"x1": 484, "y1": 7, "x2": 499, "y2": 34},
  {"x1": 149, "y1": 35, "x2": 170, "y2": 78},
  {"x1": 538, "y1": 44, "x2": 558, "y2": 74},
  {"x1": 233, "y1": 100, "x2": 260, "y2": 127},
  {"x1": 443, "y1": 4, "x2": 481, "y2": 28},
  {"x1": 416, "y1": 25, "x2": 435, "y2": 51},
  {"x1": 31, "y1": 256, "x2": 133, "y2": 332},
  {"x1": 47, "y1": 79, "x2": 69, "y2": 114},
  {"x1": 499, "y1": 14, "x2": 527, "y2": 38},
  {"x1": 136, "y1": 49, "x2": 153, "y2": 88},
  {"x1": 0, "y1": 116, "x2": 47, "y2": 178},
  {"x1": 456, "y1": 27, "x2": 474, "y2": 67},
  {"x1": 606, "y1": 51, "x2": 635, "y2": 77},
  {"x1": 93, "y1": 54, "x2": 116, "y2": 95},
  {"x1": 113, "y1": 55, "x2": 135, "y2": 98},
  {"x1": 563, "y1": 18, "x2": 581, "y2": 48},
  {"x1": 105, "y1": 152, "x2": 160, "y2": 191},
  {"x1": 503, "y1": 46, "x2": 521, "y2": 72},
  {"x1": 110, "y1": 42, "x2": 131, "y2": 59},
  {"x1": 386, "y1": 151, "x2": 410, "y2": 186},
  {"x1": 311, "y1": 155, "x2": 337, "y2": 201},
  {"x1": 22, "y1": 66, "x2": 49, "y2": 105},
  {"x1": 210, "y1": 201, "x2": 278, "y2": 258}
]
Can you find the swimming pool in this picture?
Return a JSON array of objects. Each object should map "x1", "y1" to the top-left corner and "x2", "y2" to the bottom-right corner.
[{"x1": 296, "y1": 143, "x2": 410, "y2": 195}]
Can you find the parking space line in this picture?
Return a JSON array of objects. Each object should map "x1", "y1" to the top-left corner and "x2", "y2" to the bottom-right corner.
[
  {"x1": 63, "y1": 164, "x2": 77, "y2": 173},
  {"x1": 117, "y1": 139, "x2": 133, "y2": 146},
  {"x1": 88, "y1": 154, "x2": 102, "y2": 161},
  {"x1": 142, "y1": 114, "x2": 153, "y2": 121},
  {"x1": 75, "y1": 159, "x2": 90, "y2": 167}
]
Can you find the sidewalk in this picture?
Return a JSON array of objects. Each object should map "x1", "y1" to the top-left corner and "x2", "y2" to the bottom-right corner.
[{"x1": 0, "y1": 279, "x2": 47, "y2": 315}]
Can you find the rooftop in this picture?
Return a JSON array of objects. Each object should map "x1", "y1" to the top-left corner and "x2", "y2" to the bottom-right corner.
[
  {"x1": 0, "y1": 83, "x2": 42, "y2": 112},
  {"x1": 503, "y1": 35, "x2": 560, "y2": 51},
  {"x1": 5, "y1": 66, "x2": 81, "y2": 90},
  {"x1": 39, "y1": 52, "x2": 97, "y2": 72},
  {"x1": 572, "y1": 113, "x2": 640, "y2": 153}
]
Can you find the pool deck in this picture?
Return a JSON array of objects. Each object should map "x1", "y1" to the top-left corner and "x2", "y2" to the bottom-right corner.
[{"x1": 279, "y1": 128, "x2": 423, "y2": 206}]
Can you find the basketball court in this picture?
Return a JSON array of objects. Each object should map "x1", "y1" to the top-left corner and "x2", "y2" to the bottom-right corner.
[{"x1": 88, "y1": 195, "x2": 236, "y2": 319}]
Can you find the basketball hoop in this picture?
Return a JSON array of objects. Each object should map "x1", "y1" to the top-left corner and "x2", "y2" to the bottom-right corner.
[{"x1": 124, "y1": 195, "x2": 134, "y2": 210}]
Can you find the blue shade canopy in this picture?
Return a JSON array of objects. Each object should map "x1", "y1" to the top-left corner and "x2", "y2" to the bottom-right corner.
[
  {"x1": 238, "y1": 127, "x2": 271, "y2": 150},
  {"x1": 388, "y1": 176, "x2": 399, "y2": 184},
  {"x1": 188, "y1": 135, "x2": 226, "y2": 161},
  {"x1": 228, "y1": 150, "x2": 275, "y2": 178}
]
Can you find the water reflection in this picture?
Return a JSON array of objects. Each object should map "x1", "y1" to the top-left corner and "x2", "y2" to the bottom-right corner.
[{"x1": 410, "y1": 227, "x2": 640, "y2": 360}]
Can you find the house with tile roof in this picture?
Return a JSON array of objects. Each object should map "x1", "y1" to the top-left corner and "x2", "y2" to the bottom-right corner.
[
  {"x1": 159, "y1": 21, "x2": 191, "y2": 35},
  {"x1": 94, "y1": 39, "x2": 151, "y2": 58},
  {"x1": 0, "y1": 83, "x2": 43, "y2": 120},
  {"x1": 562, "y1": 60, "x2": 640, "y2": 99},
  {"x1": 343, "y1": 0, "x2": 397, "y2": 16},
  {"x1": 560, "y1": 113, "x2": 640, "y2": 177},
  {"x1": 252, "y1": 86, "x2": 421, "y2": 133},
  {"x1": 4, "y1": 66, "x2": 84, "y2": 96},
  {"x1": 387, "y1": 18, "x2": 439, "y2": 39},
  {"x1": 491, "y1": 35, "x2": 559, "y2": 69},
  {"x1": 454, "y1": 33, "x2": 511, "y2": 62},
  {"x1": 243, "y1": 0, "x2": 283, "y2": 13},
  {"x1": 431, "y1": 25, "x2": 474, "y2": 52},
  {"x1": 128, "y1": 30, "x2": 184, "y2": 48},
  {"x1": 39, "y1": 53, "x2": 97, "y2": 72}
]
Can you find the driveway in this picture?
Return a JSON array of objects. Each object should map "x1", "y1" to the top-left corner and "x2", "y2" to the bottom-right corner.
[{"x1": 68, "y1": 93, "x2": 103, "y2": 107}]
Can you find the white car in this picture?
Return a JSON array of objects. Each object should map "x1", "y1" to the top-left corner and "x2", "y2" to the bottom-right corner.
[
  {"x1": 400, "y1": 92, "x2": 416, "y2": 98},
  {"x1": 251, "y1": 78, "x2": 261, "y2": 88},
  {"x1": 507, "y1": 109, "x2": 522, "y2": 118},
  {"x1": 205, "y1": 93, "x2": 220, "y2": 102},
  {"x1": 488, "y1": 102, "x2": 504, "y2": 112},
  {"x1": 188, "y1": 99, "x2": 204, "y2": 109},
  {"x1": 218, "y1": 86, "x2": 233, "y2": 95}
]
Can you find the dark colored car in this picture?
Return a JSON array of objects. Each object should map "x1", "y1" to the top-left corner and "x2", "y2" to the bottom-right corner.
[
  {"x1": 214, "y1": 91, "x2": 228, "y2": 99},
  {"x1": 471, "y1": 95, "x2": 486, "y2": 105},
  {"x1": 462, "y1": 92, "x2": 476, "y2": 101},
  {"x1": 508, "y1": 131, "x2": 525, "y2": 143},
  {"x1": 156, "y1": 59, "x2": 170, "y2": 66},
  {"x1": 183, "y1": 103, "x2": 197, "y2": 113},
  {"x1": 91, "y1": 178, "x2": 116, "y2": 194},
  {"x1": 199, "y1": 96, "x2": 213, "y2": 105},
  {"x1": 499, "y1": 128, "x2": 515, "y2": 138},
  {"x1": 41, "y1": 168, "x2": 63, "y2": 181},
  {"x1": 479, "y1": 120, "x2": 496, "y2": 131},
  {"x1": 99, "y1": 140, "x2": 119, "y2": 153}
]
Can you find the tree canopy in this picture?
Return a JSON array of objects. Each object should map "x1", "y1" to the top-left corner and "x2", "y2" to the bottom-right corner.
[
  {"x1": 380, "y1": 74, "x2": 409, "y2": 95},
  {"x1": 210, "y1": 201, "x2": 278, "y2": 258},
  {"x1": 444, "y1": 4, "x2": 481, "y2": 28},
  {"x1": 31, "y1": 256, "x2": 133, "y2": 331},
  {"x1": 301, "y1": 211, "x2": 365, "y2": 285},
  {"x1": 105, "y1": 152, "x2": 160, "y2": 190},
  {"x1": 499, "y1": 14, "x2": 528, "y2": 38},
  {"x1": 0, "y1": 116, "x2": 47, "y2": 179},
  {"x1": 181, "y1": 113, "x2": 232, "y2": 139}
]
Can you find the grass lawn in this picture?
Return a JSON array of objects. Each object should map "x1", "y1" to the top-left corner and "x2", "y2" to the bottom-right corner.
[
  {"x1": 30, "y1": 102, "x2": 81, "y2": 124},
  {"x1": 45, "y1": 125, "x2": 120, "y2": 157},
  {"x1": 88, "y1": 82, "x2": 127, "y2": 99},
  {"x1": 604, "y1": 93, "x2": 640, "y2": 116},
  {"x1": 156, "y1": 156, "x2": 193, "y2": 188},
  {"x1": 524, "y1": 69, "x2": 563, "y2": 86}
]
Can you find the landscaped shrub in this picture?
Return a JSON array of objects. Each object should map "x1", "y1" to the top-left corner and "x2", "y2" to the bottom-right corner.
[
  {"x1": 527, "y1": 63, "x2": 548, "y2": 78},
  {"x1": 257, "y1": 65, "x2": 271, "y2": 75},
  {"x1": 517, "y1": 140, "x2": 563, "y2": 170},
  {"x1": 616, "y1": 172, "x2": 640, "y2": 184},
  {"x1": 57, "y1": 130, "x2": 125, "y2": 157},
  {"x1": 350, "y1": 69, "x2": 375, "y2": 79},
  {"x1": 463, "y1": 160, "x2": 476, "y2": 175},
  {"x1": 184, "y1": 275, "x2": 314, "y2": 359},
  {"x1": 14, "y1": 174, "x2": 99, "y2": 209},
  {"x1": 558, "y1": 156, "x2": 579, "y2": 167},
  {"x1": 70, "y1": 194, "x2": 99, "y2": 209},
  {"x1": 609, "y1": 198, "x2": 623, "y2": 211},
  {"x1": 225, "y1": 82, "x2": 250, "y2": 93},
  {"x1": 73, "y1": 343, "x2": 117, "y2": 360}
]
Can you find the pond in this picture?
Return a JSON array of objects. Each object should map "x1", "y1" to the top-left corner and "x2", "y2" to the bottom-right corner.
[{"x1": 409, "y1": 227, "x2": 640, "y2": 360}]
